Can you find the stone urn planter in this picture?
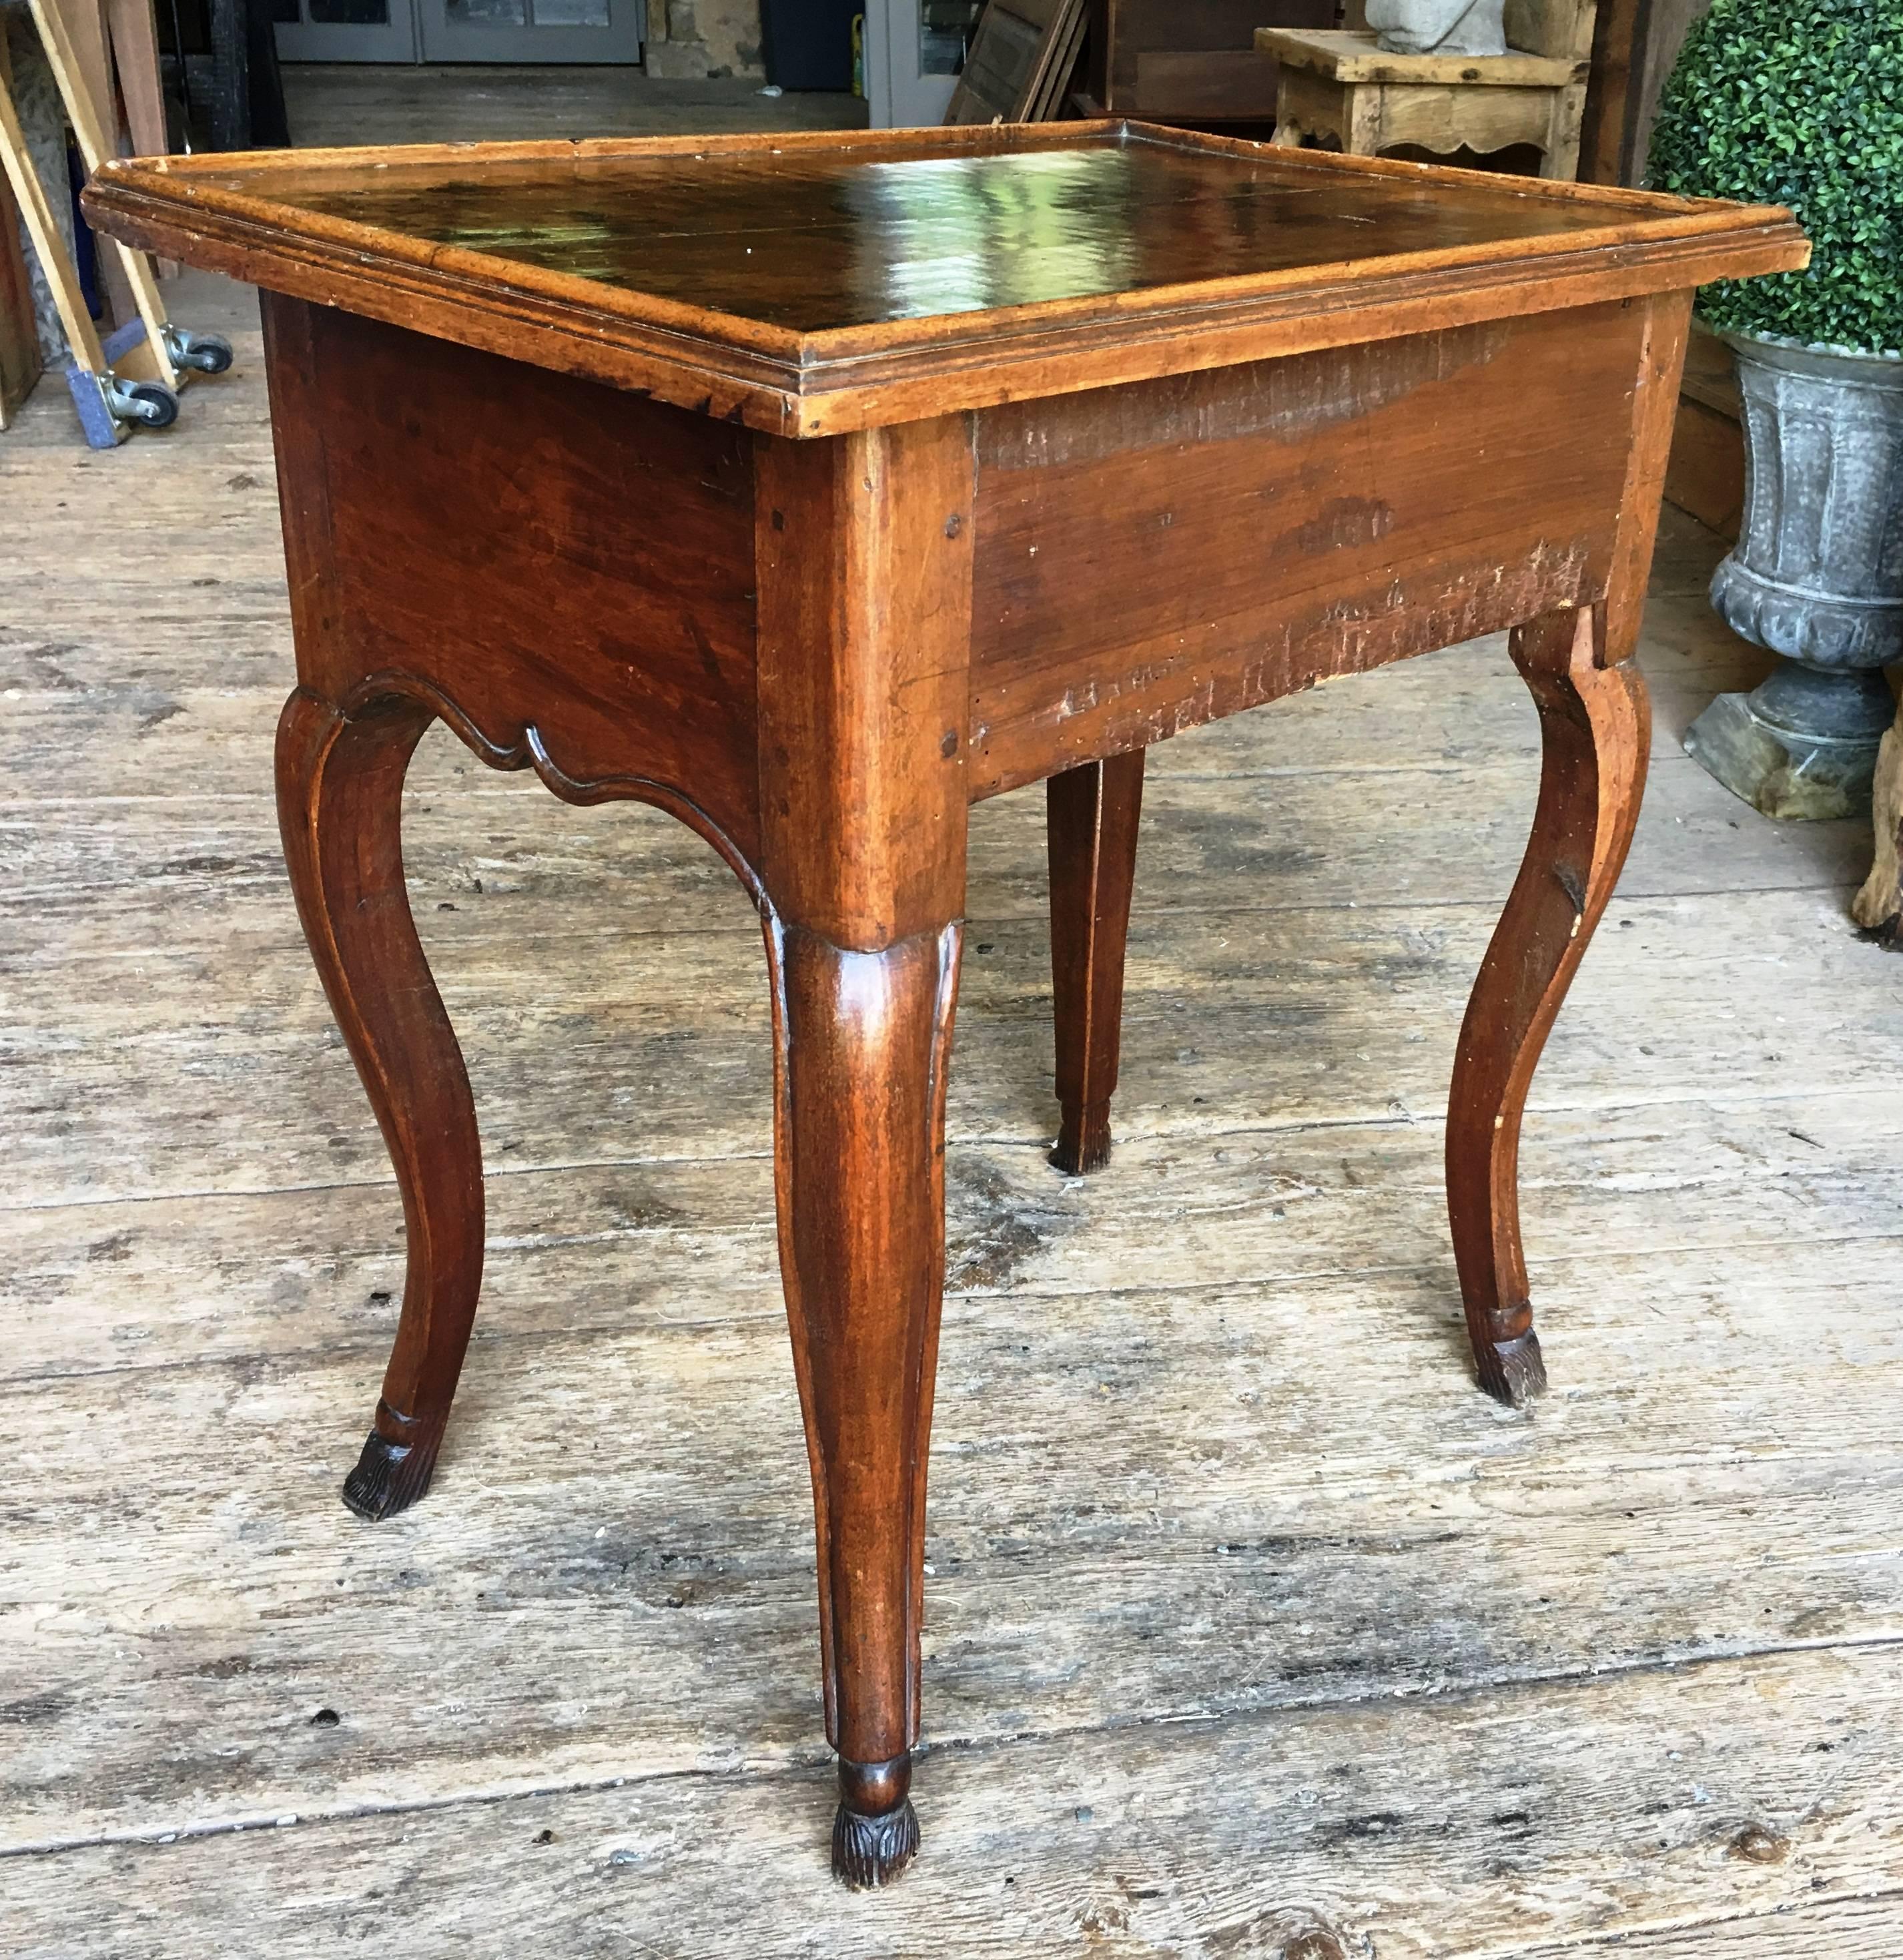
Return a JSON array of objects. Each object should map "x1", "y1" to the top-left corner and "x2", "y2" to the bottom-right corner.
[
  {"x1": 1648, "y1": 0, "x2": 1903, "y2": 830},
  {"x1": 1365, "y1": 0, "x2": 1507, "y2": 56},
  {"x1": 1684, "y1": 335, "x2": 1903, "y2": 820}
]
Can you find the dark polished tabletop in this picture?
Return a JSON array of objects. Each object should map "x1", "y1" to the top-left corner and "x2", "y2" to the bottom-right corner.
[
  {"x1": 178, "y1": 128, "x2": 1681, "y2": 334},
  {"x1": 87, "y1": 123, "x2": 1803, "y2": 432}
]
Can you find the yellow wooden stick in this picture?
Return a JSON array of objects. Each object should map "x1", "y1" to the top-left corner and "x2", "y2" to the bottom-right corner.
[{"x1": 26, "y1": 0, "x2": 178, "y2": 386}]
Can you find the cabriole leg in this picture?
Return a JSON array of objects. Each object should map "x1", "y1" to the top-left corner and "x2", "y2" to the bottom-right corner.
[
  {"x1": 276, "y1": 687, "x2": 485, "y2": 1518},
  {"x1": 753, "y1": 413, "x2": 976, "y2": 1885},
  {"x1": 765, "y1": 916, "x2": 961, "y2": 1887},
  {"x1": 1046, "y1": 748, "x2": 1144, "y2": 1174},
  {"x1": 1445, "y1": 606, "x2": 1649, "y2": 1404}
]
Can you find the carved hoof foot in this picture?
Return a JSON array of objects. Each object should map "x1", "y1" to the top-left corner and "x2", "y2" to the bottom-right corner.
[
  {"x1": 1477, "y1": 1329, "x2": 1547, "y2": 1408},
  {"x1": 831, "y1": 1756, "x2": 918, "y2": 1888},
  {"x1": 341, "y1": 1428, "x2": 439, "y2": 1520},
  {"x1": 832, "y1": 1798, "x2": 919, "y2": 1889},
  {"x1": 1050, "y1": 1098, "x2": 1113, "y2": 1175}
]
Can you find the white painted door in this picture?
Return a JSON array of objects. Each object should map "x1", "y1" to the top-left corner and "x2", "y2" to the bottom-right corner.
[{"x1": 864, "y1": 0, "x2": 979, "y2": 126}]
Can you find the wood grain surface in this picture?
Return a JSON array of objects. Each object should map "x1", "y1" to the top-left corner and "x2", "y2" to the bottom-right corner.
[
  {"x1": 3, "y1": 272, "x2": 1899, "y2": 1953},
  {"x1": 81, "y1": 121, "x2": 1806, "y2": 434},
  {"x1": 967, "y1": 301, "x2": 1647, "y2": 791}
]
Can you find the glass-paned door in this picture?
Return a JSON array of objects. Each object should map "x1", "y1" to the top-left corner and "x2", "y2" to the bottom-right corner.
[
  {"x1": 275, "y1": 0, "x2": 643, "y2": 62},
  {"x1": 420, "y1": 0, "x2": 645, "y2": 61},
  {"x1": 274, "y1": 0, "x2": 418, "y2": 62}
]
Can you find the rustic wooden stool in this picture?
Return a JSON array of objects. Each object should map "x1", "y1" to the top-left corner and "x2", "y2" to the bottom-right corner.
[
  {"x1": 1258, "y1": 9, "x2": 1594, "y2": 178},
  {"x1": 86, "y1": 124, "x2": 1801, "y2": 1889}
]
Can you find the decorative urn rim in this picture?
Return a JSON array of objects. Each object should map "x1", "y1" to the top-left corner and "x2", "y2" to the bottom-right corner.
[{"x1": 1714, "y1": 325, "x2": 1903, "y2": 385}]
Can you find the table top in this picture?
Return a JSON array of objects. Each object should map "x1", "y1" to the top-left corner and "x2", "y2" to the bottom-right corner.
[{"x1": 85, "y1": 122, "x2": 1806, "y2": 436}]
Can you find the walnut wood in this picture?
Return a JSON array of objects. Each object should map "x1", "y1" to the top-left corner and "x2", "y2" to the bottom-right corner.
[
  {"x1": 765, "y1": 918, "x2": 960, "y2": 1885},
  {"x1": 1444, "y1": 287, "x2": 1687, "y2": 1406},
  {"x1": 968, "y1": 301, "x2": 1645, "y2": 794},
  {"x1": 83, "y1": 123, "x2": 1806, "y2": 435},
  {"x1": 263, "y1": 290, "x2": 769, "y2": 1520},
  {"x1": 1446, "y1": 605, "x2": 1649, "y2": 1405},
  {"x1": 1046, "y1": 751, "x2": 1145, "y2": 1175},
  {"x1": 753, "y1": 415, "x2": 975, "y2": 1881},
  {"x1": 260, "y1": 294, "x2": 764, "y2": 872},
  {"x1": 274, "y1": 687, "x2": 484, "y2": 1518},
  {"x1": 753, "y1": 416, "x2": 975, "y2": 947},
  {"x1": 82, "y1": 127, "x2": 1804, "y2": 1891}
]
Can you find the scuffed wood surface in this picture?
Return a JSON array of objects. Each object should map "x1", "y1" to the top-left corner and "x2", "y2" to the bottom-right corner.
[
  {"x1": 3, "y1": 271, "x2": 1900, "y2": 1954},
  {"x1": 10, "y1": 1644, "x2": 1903, "y2": 1958}
]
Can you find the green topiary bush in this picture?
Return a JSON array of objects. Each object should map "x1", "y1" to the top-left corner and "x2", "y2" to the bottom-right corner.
[{"x1": 1647, "y1": 0, "x2": 1903, "y2": 354}]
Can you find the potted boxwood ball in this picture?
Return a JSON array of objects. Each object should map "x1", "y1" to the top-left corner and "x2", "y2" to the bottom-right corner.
[{"x1": 1649, "y1": 0, "x2": 1903, "y2": 820}]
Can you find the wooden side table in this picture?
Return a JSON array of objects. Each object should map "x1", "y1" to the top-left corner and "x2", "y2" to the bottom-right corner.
[
  {"x1": 1258, "y1": 25, "x2": 1592, "y2": 177},
  {"x1": 85, "y1": 124, "x2": 1803, "y2": 1889}
]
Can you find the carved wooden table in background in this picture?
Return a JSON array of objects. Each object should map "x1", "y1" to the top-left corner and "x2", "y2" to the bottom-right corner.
[
  {"x1": 1259, "y1": 22, "x2": 1595, "y2": 178},
  {"x1": 86, "y1": 124, "x2": 1802, "y2": 1888}
]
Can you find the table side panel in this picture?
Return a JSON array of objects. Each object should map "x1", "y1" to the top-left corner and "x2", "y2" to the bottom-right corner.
[
  {"x1": 264, "y1": 298, "x2": 763, "y2": 869},
  {"x1": 966, "y1": 299, "x2": 1651, "y2": 794}
]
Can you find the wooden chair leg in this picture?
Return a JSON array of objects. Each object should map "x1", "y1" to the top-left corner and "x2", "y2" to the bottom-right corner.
[
  {"x1": 1446, "y1": 606, "x2": 1649, "y2": 1405},
  {"x1": 276, "y1": 687, "x2": 485, "y2": 1520},
  {"x1": 1046, "y1": 748, "x2": 1144, "y2": 1174},
  {"x1": 765, "y1": 913, "x2": 961, "y2": 1887}
]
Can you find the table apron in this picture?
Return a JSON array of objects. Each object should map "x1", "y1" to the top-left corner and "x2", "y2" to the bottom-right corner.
[
  {"x1": 965, "y1": 296, "x2": 1655, "y2": 797},
  {"x1": 262, "y1": 291, "x2": 1682, "y2": 860}
]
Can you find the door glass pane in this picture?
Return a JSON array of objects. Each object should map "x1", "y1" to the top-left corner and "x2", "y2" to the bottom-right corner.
[
  {"x1": 921, "y1": 0, "x2": 980, "y2": 74},
  {"x1": 308, "y1": 0, "x2": 390, "y2": 20},
  {"x1": 270, "y1": 0, "x2": 300, "y2": 22},
  {"x1": 444, "y1": 0, "x2": 530, "y2": 24},
  {"x1": 532, "y1": 0, "x2": 613, "y2": 24}
]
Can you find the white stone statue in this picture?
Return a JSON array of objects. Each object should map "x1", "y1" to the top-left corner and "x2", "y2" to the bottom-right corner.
[{"x1": 1366, "y1": 0, "x2": 1509, "y2": 56}]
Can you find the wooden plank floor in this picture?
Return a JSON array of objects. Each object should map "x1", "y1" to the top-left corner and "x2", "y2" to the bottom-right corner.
[{"x1": 5, "y1": 254, "x2": 1902, "y2": 1953}]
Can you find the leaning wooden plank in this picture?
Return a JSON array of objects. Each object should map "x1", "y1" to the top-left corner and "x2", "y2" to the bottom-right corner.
[
  {"x1": 30, "y1": 0, "x2": 137, "y2": 328},
  {"x1": 1030, "y1": 0, "x2": 1088, "y2": 119},
  {"x1": 27, "y1": 0, "x2": 177, "y2": 385},
  {"x1": 103, "y1": 0, "x2": 167, "y2": 157},
  {"x1": 103, "y1": 0, "x2": 176, "y2": 275},
  {"x1": 946, "y1": 0, "x2": 1067, "y2": 123}
]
